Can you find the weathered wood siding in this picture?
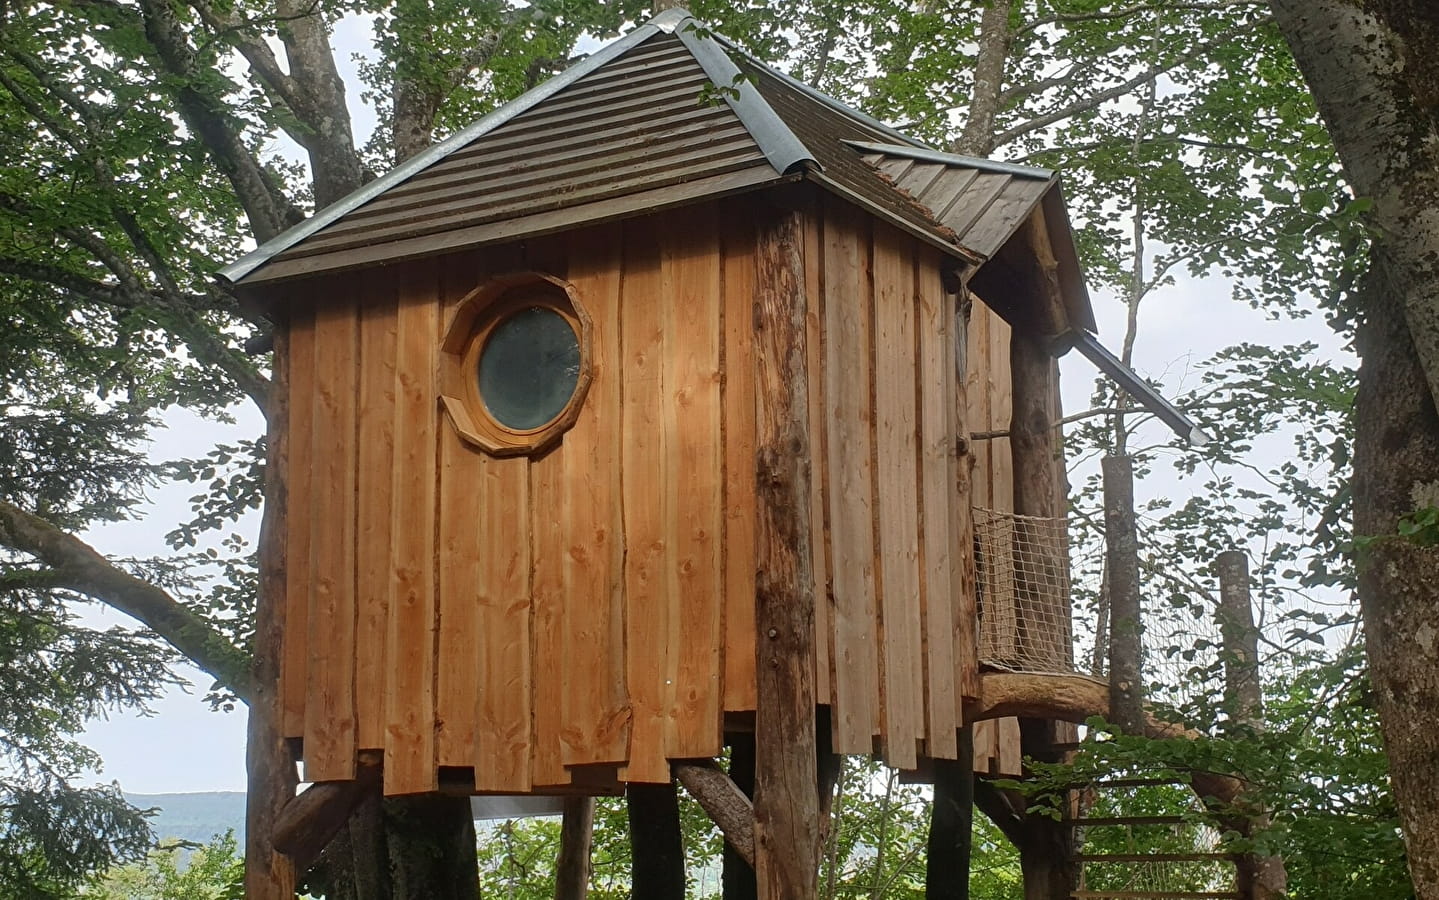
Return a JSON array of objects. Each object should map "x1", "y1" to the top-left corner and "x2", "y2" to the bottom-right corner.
[
  {"x1": 966, "y1": 301, "x2": 1024, "y2": 778},
  {"x1": 280, "y1": 192, "x2": 994, "y2": 791}
]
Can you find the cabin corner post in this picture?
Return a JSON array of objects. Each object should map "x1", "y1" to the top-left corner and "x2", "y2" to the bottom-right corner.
[
  {"x1": 247, "y1": 319, "x2": 300, "y2": 900},
  {"x1": 752, "y1": 199, "x2": 821, "y2": 899}
]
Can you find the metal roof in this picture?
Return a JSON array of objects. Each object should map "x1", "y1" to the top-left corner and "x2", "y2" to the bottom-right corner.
[{"x1": 219, "y1": 5, "x2": 1087, "y2": 327}]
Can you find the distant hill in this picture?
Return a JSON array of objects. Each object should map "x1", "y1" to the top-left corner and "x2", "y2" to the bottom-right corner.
[{"x1": 126, "y1": 792, "x2": 246, "y2": 845}]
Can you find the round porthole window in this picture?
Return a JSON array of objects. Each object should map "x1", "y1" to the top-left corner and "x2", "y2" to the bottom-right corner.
[
  {"x1": 440, "y1": 273, "x2": 593, "y2": 457},
  {"x1": 477, "y1": 305, "x2": 581, "y2": 431}
]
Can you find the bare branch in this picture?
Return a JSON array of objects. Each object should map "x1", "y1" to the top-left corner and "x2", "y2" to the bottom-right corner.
[
  {"x1": 1015, "y1": 0, "x2": 1266, "y2": 36},
  {"x1": 993, "y1": 17, "x2": 1274, "y2": 149}
]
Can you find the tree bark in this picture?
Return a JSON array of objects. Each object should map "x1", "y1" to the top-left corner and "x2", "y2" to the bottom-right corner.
[
  {"x1": 555, "y1": 796, "x2": 596, "y2": 900},
  {"x1": 246, "y1": 324, "x2": 298, "y2": 899},
  {"x1": 1102, "y1": 454, "x2": 1144, "y2": 734},
  {"x1": 1215, "y1": 551, "x2": 1287, "y2": 900},
  {"x1": 305, "y1": 794, "x2": 479, "y2": 900},
  {"x1": 628, "y1": 782, "x2": 686, "y2": 900},
  {"x1": 1267, "y1": 4, "x2": 1439, "y2": 895},
  {"x1": 954, "y1": 0, "x2": 1014, "y2": 156},
  {"x1": 751, "y1": 200, "x2": 819, "y2": 899},
  {"x1": 675, "y1": 762, "x2": 755, "y2": 869}
]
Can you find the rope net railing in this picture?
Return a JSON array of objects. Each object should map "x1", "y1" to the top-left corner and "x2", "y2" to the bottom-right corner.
[{"x1": 974, "y1": 507, "x2": 1075, "y2": 674}]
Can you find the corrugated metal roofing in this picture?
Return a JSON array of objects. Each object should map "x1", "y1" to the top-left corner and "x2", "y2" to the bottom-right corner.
[{"x1": 221, "y1": 7, "x2": 1091, "y2": 335}]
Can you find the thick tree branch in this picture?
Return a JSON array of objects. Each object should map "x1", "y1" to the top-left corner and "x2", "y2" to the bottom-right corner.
[
  {"x1": 273, "y1": 0, "x2": 365, "y2": 206},
  {"x1": 0, "y1": 499, "x2": 253, "y2": 701}
]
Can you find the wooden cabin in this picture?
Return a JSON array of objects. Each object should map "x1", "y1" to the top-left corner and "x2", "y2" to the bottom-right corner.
[{"x1": 223, "y1": 8, "x2": 1094, "y2": 797}]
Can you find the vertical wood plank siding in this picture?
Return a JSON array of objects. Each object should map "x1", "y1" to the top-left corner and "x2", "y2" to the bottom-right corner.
[
  {"x1": 303, "y1": 288, "x2": 359, "y2": 783},
  {"x1": 277, "y1": 195, "x2": 990, "y2": 789}
]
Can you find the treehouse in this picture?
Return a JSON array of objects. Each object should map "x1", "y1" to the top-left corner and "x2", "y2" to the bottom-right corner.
[{"x1": 222, "y1": 7, "x2": 1116, "y2": 803}]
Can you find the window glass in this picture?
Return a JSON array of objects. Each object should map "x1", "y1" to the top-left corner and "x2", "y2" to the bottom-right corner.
[{"x1": 477, "y1": 305, "x2": 581, "y2": 431}]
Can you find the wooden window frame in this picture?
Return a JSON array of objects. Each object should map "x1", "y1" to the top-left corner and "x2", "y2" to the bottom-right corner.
[{"x1": 440, "y1": 271, "x2": 594, "y2": 457}]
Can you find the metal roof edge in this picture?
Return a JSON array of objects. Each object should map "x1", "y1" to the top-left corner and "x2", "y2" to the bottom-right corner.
[
  {"x1": 219, "y1": 17, "x2": 669, "y2": 284},
  {"x1": 844, "y1": 140, "x2": 1055, "y2": 180},
  {"x1": 671, "y1": 19, "x2": 814, "y2": 175},
  {"x1": 711, "y1": 34, "x2": 931, "y2": 151},
  {"x1": 1062, "y1": 330, "x2": 1210, "y2": 447}
]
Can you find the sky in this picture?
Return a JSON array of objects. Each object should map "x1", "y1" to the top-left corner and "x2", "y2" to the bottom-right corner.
[{"x1": 72, "y1": 13, "x2": 1354, "y2": 797}]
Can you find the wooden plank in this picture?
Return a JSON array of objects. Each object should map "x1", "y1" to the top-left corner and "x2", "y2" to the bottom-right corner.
[
  {"x1": 872, "y1": 223, "x2": 923, "y2": 772},
  {"x1": 803, "y1": 194, "x2": 833, "y2": 707},
  {"x1": 282, "y1": 303, "x2": 315, "y2": 742},
  {"x1": 619, "y1": 215, "x2": 673, "y2": 784},
  {"x1": 916, "y1": 252, "x2": 958, "y2": 760},
  {"x1": 354, "y1": 276, "x2": 398, "y2": 752},
  {"x1": 822, "y1": 197, "x2": 880, "y2": 755},
  {"x1": 721, "y1": 207, "x2": 759, "y2": 715},
  {"x1": 303, "y1": 290, "x2": 359, "y2": 783},
  {"x1": 561, "y1": 227, "x2": 630, "y2": 766},
  {"x1": 972, "y1": 718, "x2": 997, "y2": 773},
  {"x1": 435, "y1": 249, "x2": 487, "y2": 769},
  {"x1": 474, "y1": 453, "x2": 532, "y2": 792},
  {"x1": 752, "y1": 200, "x2": 819, "y2": 900},
  {"x1": 662, "y1": 206, "x2": 725, "y2": 760},
  {"x1": 531, "y1": 446, "x2": 569, "y2": 786},
  {"x1": 997, "y1": 716, "x2": 1023, "y2": 776},
  {"x1": 953, "y1": 292, "x2": 981, "y2": 705},
  {"x1": 384, "y1": 268, "x2": 440, "y2": 795},
  {"x1": 966, "y1": 303, "x2": 996, "y2": 777},
  {"x1": 523, "y1": 235, "x2": 571, "y2": 789}
]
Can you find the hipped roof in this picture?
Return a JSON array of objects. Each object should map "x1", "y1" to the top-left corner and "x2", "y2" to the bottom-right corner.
[{"x1": 220, "y1": 8, "x2": 1094, "y2": 333}]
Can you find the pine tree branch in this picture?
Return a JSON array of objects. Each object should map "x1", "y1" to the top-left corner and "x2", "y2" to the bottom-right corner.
[{"x1": 0, "y1": 499, "x2": 253, "y2": 702}]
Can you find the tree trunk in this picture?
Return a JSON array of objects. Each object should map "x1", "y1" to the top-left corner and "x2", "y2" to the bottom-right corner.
[
  {"x1": 1215, "y1": 551, "x2": 1287, "y2": 900},
  {"x1": 628, "y1": 782, "x2": 686, "y2": 900},
  {"x1": 751, "y1": 199, "x2": 820, "y2": 899},
  {"x1": 1102, "y1": 454, "x2": 1143, "y2": 734},
  {"x1": 246, "y1": 325, "x2": 298, "y2": 899},
  {"x1": 556, "y1": 797, "x2": 595, "y2": 900},
  {"x1": 305, "y1": 794, "x2": 479, "y2": 900},
  {"x1": 1268, "y1": 3, "x2": 1439, "y2": 896}
]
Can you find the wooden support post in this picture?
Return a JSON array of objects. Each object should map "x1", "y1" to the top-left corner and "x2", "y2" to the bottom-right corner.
[
  {"x1": 246, "y1": 322, "x2": 299, "y2": 900},
  {"x1": 926, "y1": 728, "x2": 975, "y2": 899},
  {"x1": 1102, "y1": 453, "x2": 1143, "y2": 734},
  {"x1": 752, "y1": 199, "x2": 819, "y2": 899},
  {"x1": 628, "y1": 782, "x2": 685, "y2": 900},
  {"x1": 723, "y1": 735, "x2": 758, "y2": 900},
  {"x1": 556, "y1": 796, "x2": 596, "y2": 900},
  {"x1": 1216, "y1": 550, "x2": 1288, "y2": 900},
  {"x1": 676, "y1": 762, "x2": 756, "y2": 869}
]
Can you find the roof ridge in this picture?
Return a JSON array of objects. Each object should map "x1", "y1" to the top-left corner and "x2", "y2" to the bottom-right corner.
[{"x1": 670, "y1": 19, "x2": 814, "y2": 175}]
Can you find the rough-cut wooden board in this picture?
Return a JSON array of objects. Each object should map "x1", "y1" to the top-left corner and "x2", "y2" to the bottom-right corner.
[
  {"x1": 522, "y1": 236, "x2": 572, "y2": 788},
  {"x1": 560, "y1": 227, "x2": 631, "y2": 767},
  {"x1": 384, "y1": 269, "x2": 440, "y2": 795},
  {"x1": 474, "y1": 453, "x2": 532, "y2": 792},
  {"x1": 282, "y1": 304, "x2": 316, "y2": 742},
  {"x1": 619, "y1": 216, "x2": 673, "y2": 784},
  {"x1": 435, "y1": 250, "x2": 487, "y2": 768},
  {"x1": 953, "y1": 295, "x2": 981, "y2": 706},
  {"x1": 973, "y1": 718, "x2": 997, "y2": 773},
  {"x1": 822, "y1": 198, "x2": 880, "y2": 755},
  {"x1": 530, "y1": 448, "x2": 569, "y2": 787},
  {"x1": 916, "y1": 254, "x2": 959, "y2": 760},
  {"x1": 354, "y1": 276, "x2": 398, "y2": 752},
  {"x1": 303, "y1": 291, "x2": 359, "y2": 783},
  {"x1": 997, "y1": 716, "x2": 1023, "y2": 776},
  {"x1": 662, "y1": 207, "x2": 724, "y2": 760},
  {"x1": 720, "y1": 208, "x2": 759, "y2": 715},
  {"x1": 872, "y1": 224, "x2": 923, "y2": 772},
  {"x1": 803, "y1": 197, "x2": 833, "y2": 707}
]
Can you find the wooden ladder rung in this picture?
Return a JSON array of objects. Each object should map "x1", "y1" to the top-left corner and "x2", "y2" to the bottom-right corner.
[
  {"x1": 1073, "y1": 852, "x2": 1239, "y2": 863},
  {"x1": 1076, "y1": 887, "x2": 1243, "y2": 892},
  {"x1": 1065, "y1": 815, "x2": 1189, "y2": 827}
]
